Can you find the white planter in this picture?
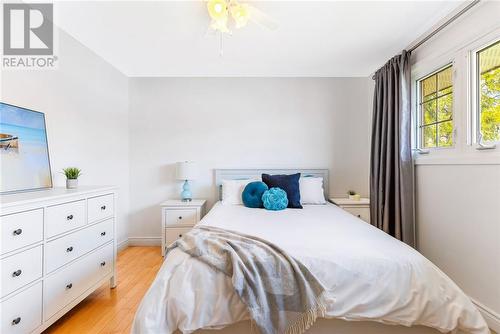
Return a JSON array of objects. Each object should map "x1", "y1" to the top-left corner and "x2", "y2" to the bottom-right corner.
[{"x1": 66, "y1": 179, "x2": 78, "y2": 189}]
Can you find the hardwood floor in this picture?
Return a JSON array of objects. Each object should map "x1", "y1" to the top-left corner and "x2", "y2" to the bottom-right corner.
[{"x1": 43, "y1": 246, "x2": 162, "y2": 334}]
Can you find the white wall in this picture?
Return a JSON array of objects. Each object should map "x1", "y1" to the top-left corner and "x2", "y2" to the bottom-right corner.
[
  {"x1": 411, "y1": 1, "x2": 500, "y2": 330},
  {"x1": 1, "y1": 29, "x2": 130, "y2": 246},
  {"x1": 128, "y1": 77, "x2": 373, "y2": 239}
]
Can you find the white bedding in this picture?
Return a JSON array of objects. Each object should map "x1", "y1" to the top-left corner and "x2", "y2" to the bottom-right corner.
[{"x1": 132, "y1": 202, "x2": 489, "y2": 334}]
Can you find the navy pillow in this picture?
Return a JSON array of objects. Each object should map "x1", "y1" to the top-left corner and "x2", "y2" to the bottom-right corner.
[
  {"x1": 242, "y1": 181, "x2": 268, "y2": 208},
  {"x1": 262, "y1": 173, "x2": 302, "y2": 209}
]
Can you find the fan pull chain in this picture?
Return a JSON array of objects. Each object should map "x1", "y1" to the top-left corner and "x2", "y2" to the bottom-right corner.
[{"x1": 219, "y1": 33, "x2": 224, "y2": 57}]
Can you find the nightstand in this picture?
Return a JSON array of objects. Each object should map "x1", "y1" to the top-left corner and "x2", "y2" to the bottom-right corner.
[
  {"x1": 161, "y1": 199, "x2": 206, "y2": 256},
  {"x1": 330, "y1": 197, "x2": 370, "y2": 223}
]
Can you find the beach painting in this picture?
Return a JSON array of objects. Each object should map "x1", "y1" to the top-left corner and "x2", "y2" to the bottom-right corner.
[{"x1": 0, "y1": 102, "x2": 52, "y2": 193}]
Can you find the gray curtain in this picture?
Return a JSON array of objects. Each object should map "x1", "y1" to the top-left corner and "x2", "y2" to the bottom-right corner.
[{"x1": 370, "y1": 50, "x2": 415, "y2": 247}]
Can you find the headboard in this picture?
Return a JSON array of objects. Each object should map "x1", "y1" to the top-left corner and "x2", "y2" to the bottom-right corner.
[{"x1": 214, "y1": 169, "x2": 329, "y2": 200}]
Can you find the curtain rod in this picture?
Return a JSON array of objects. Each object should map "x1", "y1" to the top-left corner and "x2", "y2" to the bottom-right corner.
[{"x1": 408, "y1": 0, "x2": 481, "y2": 53}]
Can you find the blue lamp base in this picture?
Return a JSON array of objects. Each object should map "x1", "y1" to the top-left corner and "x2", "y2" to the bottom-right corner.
[{"x1": 181, "y1": 180, "x2": 192, "y2": 202}]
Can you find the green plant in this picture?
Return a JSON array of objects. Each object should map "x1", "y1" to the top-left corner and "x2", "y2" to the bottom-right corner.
[
  {"x1": 62, "y1": 167, "x2": 82, "y2": 180},
  {"x1": 347, "y1": 190, "x2": 356, "y2": 196}
]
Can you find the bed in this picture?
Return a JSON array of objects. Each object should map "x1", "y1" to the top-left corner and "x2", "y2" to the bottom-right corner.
[{"x1": 132, "y1": 169, "x2": 489, "y2": 334}]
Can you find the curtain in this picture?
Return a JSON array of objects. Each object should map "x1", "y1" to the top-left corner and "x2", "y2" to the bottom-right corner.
[{"x1": 370, "y1": 50, "x2": 415, "y2": 247}]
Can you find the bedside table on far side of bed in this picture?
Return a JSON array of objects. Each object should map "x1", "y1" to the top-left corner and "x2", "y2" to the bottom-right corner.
[
  {"x1": 161, "y1": 199, "x2": 206, "y2": 256},
  {"x1": 331, "y1": 197, "x2": 370, "y2": 223}
]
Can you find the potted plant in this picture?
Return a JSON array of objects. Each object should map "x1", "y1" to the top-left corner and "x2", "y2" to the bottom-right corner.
[
  {"x1": 348, "y1": 190, "x2": 360, "y2": 201},
  {"x1": 63, "y1": 167, "x2": 82, "y2": 189}
]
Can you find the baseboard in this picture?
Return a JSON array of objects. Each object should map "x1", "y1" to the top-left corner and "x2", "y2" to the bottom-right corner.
[
  {"x1": 117, "y1": 239, "x2": 129, "y2": 252},
  {"x1": 471, "y1": 298, "x2": 500, "y2": 333},
  {"x1": 127, "y1": 237, "x2": 162, "y2": 246}
]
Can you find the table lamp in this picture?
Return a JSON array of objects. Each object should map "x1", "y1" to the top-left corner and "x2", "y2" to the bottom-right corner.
[{"x1": 176, "y1": 161, "x2": 197, "y2": 201}]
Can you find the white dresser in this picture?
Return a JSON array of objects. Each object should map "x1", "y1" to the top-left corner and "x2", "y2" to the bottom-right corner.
[
  {"x1": 0, "y1": 186, "x2": 117, "y2": 334},
  {"x1": 330, "y1": 197, "x2": 371, "y2": 223},
  {"x1": 161, "y1": 199, "x2": 206, "y2": 256}
]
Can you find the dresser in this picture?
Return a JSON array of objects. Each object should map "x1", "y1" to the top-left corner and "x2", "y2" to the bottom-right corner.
[
  {"x1": 331, "y1": 197, "x2": 370, "y2": 223},
  {"x1": 0, "y1": 186, "x2": 117, "y2": 334},
  {"x1": 161, "y1": 199, "x2": 206, "y2": 256}
]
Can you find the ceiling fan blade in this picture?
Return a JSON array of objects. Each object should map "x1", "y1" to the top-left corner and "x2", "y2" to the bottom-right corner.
[{"x1": 247, "y1": 5, "x2": 278, "y2": 31}]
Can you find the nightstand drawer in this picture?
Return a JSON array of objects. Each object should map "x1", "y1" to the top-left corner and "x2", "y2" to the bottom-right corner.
[
  {"x1": 165, "y1": 227, "x2": 191, "y2": 246},
  {"x1": 344, "y1": 207, "x2": 370, "y2": 223},
  {"x1": 165, "y1": 209, "x2": 197, "y2": 226}
]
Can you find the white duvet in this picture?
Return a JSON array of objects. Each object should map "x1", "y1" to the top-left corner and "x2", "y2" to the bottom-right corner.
[{"x1": 132, "y1": 202, "x2": 489, "y2": 334}]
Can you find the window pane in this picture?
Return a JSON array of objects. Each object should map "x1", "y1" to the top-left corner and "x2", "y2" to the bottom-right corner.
[
  {"x1": 438, "y1": 93, "x2": 453, "y2": 121},
  {"x1": 478, "y1": 41, "x2": 500, "y2": 142},
  {"x1": 418, "y1": 65, "x2": 454, "y2": 149},
  {"x1": 421, "y1": 75, "x2": 436, "y2": 101},
  {"x1": 437, "y1": 66, "x2": 453, "y2": 94},
  {"x1": 423, "y1": 125, "x2": 437, "y2": 148},
  {"x1": 423, "y1": 100, "x2": 437, "y2": 124},
  {"x1": 438, "y1": 121, "x2": 453, "y2": 147}
]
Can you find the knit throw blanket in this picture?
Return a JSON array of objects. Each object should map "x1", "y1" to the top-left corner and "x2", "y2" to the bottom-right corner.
[{"x1": 168, "y1": 226, "x2": 328, "y2": 334}]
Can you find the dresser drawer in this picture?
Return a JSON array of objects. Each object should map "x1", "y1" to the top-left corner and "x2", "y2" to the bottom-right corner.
[
  {"x1": 88, "y1": 194, "x2": 114, "y2": 223},
  {"x1": 1, "y1": 282, "x2": 42, "y2": 334},
  {"x1": 44, "y1": 242, "x2": 113, "y2": 321},
  {"x1": 1, "y1": 209, "x2": 43, "y2": 255},
  {"x1": 165, "y1": 209, "x2": 197, "y2": 226},
  {"x1": 344, "y1": 206, "x2": 370, "y2": 223},
  {"x1": 45, "y1": 219, "x2": 114, "y2": 273},
  {"x1": 1, "y1": 245, "x2": 43, "y2": 298},
  {"x1": 165, "y1": 227, "x2": 191, "y2": 246},
  {"x1": 46, "y1": 200, "x2": 86, "y2": 238}
]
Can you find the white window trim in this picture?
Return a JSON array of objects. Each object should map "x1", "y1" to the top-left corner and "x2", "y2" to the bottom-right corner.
[
  {"x1": 415, "y1": 63, "x2": 455, "y2": 151},
  {"x1": 411, "y1": 26, "x2": 500, "y2": 165},
  {"x1": 469, "y1": 35, "x2": 500, "y2": 147}
]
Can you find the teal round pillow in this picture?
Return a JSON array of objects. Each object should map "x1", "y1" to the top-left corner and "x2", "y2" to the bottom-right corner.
[
  {"x1": 262, "y1": 187, "x2": 288, "y2": 211},
  {"x1": 242, "y1": 181, "x2": 269, "y2": 208}
]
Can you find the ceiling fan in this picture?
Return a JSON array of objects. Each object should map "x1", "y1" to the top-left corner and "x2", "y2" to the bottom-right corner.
[{"x1": 206, "y1": 0, "x2": 278, "y2": 55}]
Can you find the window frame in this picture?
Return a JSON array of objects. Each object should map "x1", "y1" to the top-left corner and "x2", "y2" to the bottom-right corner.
[
  {"x1": 416, "y1": 63, "x2": 455, "y2": 150},
  {"x1": 470, "y1": 37, "x2": 500, "y2": 145}
]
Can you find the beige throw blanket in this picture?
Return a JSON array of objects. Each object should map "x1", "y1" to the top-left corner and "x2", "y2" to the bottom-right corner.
[{"x1": 168, "y1": 226, "x2": 328, "y2": 334}]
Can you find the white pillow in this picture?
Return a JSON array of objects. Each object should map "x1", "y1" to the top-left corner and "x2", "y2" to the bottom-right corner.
[
  {"x1": 299, "y1": 177, "x2": 326, "y2": 204},
  {"x1": 221, "y1": 179, "x2": 255, "y2": 205}
]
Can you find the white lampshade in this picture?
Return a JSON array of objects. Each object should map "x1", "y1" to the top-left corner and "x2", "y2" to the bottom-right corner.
[{"x1": 176, "y1": 161, "x2": 197, "y2": 180}]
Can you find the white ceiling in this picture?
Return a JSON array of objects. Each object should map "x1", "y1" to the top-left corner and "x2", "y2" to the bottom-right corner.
[{"x1": 54, "y1": 1, "x2": 465, "y2": 77}]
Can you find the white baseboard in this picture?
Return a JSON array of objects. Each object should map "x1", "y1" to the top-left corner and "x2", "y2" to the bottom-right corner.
[
  {"x1": 127, "y1": 237, "x2": 162, "y2": 246},
  {"x1": 117, "y1": 239, "x2": 129, "y2": 252},
  {"x1": 471, "y1": 298, "x2": 500, "y2": 333}
]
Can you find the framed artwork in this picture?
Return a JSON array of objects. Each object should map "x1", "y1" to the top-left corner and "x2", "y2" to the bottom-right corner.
[{"x1": 0, "y1": 102, "x2": 52, "y2": 194}]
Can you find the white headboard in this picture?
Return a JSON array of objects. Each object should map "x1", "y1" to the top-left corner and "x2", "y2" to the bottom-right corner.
[{"x1": 214, "y1": 168, "x2": 329, "y2": 200}]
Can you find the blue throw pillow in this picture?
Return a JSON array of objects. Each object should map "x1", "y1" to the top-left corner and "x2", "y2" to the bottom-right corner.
[
  {"x1": 262, "y1": 173, "x2": 302, "y2": 209},
  {"x1": 262, "y1": 187, "x2": 288, "y2": 211},
  {"x1": 242, "y1": 181, "x2": 268, "y2": 208}
]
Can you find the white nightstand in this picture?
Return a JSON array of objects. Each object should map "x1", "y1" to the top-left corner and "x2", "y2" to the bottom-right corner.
[
  {"x1": 161, "y1": 199, "x2": 206, "y2": 256},
  {"x1": 330, "y1": 197, "x2": 370, "y2": 223}
]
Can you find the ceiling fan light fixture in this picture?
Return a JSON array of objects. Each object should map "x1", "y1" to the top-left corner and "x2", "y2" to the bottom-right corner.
[
  {"x1": 230, "y1": 3, "x2": 250, "y2": 29},
  {"x1": 207, "y1": 0, "x2": 228, "y2": 20}
]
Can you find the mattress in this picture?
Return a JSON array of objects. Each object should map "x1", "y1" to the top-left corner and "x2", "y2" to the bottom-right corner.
[{"x1": 132, "y1": 202, "x2": 489, "y2": 334}]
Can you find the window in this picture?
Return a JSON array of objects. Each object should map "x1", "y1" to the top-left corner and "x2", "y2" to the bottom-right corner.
[
  {"x1": 476, "y1": 40, "x2": 500, "y2": 143},
  {"x1": 418, "y1": 65, "x2": 454, "y2": 148}
]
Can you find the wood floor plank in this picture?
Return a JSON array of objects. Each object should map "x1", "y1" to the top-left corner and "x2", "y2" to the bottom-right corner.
[{"x1": 43, "y1": 246, "x2": 162, "y2": 334}]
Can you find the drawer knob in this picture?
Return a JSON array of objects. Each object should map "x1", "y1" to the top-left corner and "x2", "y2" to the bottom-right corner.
[
  {"x1": 66, "y1": 246, "x2": 74, "y2": 252},
  {"x1": 357, "y1": 214, "x2": 361, "y2": 218},
  {"x1": 67, "y1": 214, "x2": 74, "y2": 220},
  {"x1": 12, "y1": 269, "x2": 22, "y2": 277},
  {"x1": 178, "y1": 234, "x2": 183, "y2": 238},
  {"x1": 13, "y1": 229, "x2": 23, "y2": 236},
  {"x1": 101, "y1": 205, "x2": 106, "y2": 210},
  {"x1": 66, "y1": 283, "x2": 73, "y2": 289},
  {"x1": 178, "y1": 216, "x2": 183, "y2": 220},
  {"x1": 101, "y1": 231, "x2": 106, "y2": 236},
  {"x1": 100, "y1": 261, "x2": 106, "y2": 267},
  {"x1": 12, "y1": 317, "x2": 21, "y2": 325}
]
